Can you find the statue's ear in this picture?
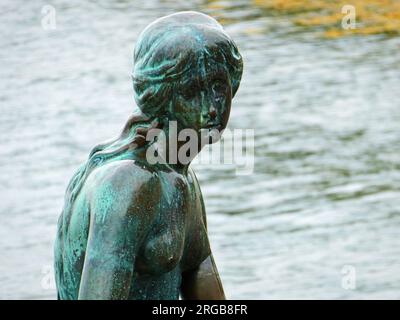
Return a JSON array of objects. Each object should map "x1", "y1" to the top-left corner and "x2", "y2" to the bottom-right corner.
[{"x1": 231, "y1": 64, "x2": 243, "y2": 98}]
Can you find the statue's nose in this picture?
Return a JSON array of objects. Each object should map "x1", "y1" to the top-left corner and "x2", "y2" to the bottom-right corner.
[{"x1": 209, "y1": 106, "x2": 217, "y2": 119}]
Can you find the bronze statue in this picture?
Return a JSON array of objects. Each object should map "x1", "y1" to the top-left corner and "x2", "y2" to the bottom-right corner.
[{"x1": 54, "y1": 11, "x2": 243, "y2": 300}]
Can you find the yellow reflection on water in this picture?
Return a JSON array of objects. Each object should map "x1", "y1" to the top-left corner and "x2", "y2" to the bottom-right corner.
[
  {"x1": 254, "y1": 0, "x2": 400, "y2": 38},
  {"x1": 205, "y1": 0, "x2": 400, "y2": 38}
]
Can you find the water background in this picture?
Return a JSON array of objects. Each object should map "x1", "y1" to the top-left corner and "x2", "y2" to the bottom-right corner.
[{"x1": 0, "y1": 0, "x2": 399, "y2": 299}]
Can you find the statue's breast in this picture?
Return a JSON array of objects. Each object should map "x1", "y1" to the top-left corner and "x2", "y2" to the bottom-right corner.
[
  {"x1": 135, "y1": 224, "x2": 185, "y2": 275},
  {"x1": 135, "y1": 172, "x2": 187, "y2": 275},
  {"x1": 134, "y1": 171, "x2": 210, "y2": 276}
]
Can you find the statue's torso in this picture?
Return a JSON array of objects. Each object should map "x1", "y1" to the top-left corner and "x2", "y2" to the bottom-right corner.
[{"x1": 55, "y1": 160, "x2": 210, "y2": 300}]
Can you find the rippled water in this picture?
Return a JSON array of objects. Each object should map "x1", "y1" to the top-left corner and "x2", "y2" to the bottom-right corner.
[{"x1": 1, "y1": 0, "x2": 399, "y2": 299}]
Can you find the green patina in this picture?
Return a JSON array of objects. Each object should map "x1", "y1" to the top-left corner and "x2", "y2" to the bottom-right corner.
[{"x1": 54, "y1": 11, "x2": 243, "y2": 300}]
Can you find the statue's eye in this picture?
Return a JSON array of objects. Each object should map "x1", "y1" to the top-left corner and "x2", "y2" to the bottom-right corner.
[
  {"x1": 212, "y1": 80, "x2": 226, "y2": 93},
  {"x1": 180, "y1": 82, "x2": 199, "y2": 100}
]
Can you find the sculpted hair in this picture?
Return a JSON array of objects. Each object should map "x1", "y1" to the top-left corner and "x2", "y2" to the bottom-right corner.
[
  {"x1": 60, "y1": 11, "x2": 243, "y2": 222},
  {"x1": 132, "y1": 11, "x2": 243, "y2": 116}
]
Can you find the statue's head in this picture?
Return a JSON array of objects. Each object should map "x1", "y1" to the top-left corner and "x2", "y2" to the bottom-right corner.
[
  {"x1": 132, "y1": 11, "x2": 243, "y2": 138},
  {"x1": 65, "y1": 12, "x2": 243, "y2": 205}
]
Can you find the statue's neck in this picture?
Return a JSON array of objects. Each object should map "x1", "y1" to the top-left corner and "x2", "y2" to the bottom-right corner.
[{"x1": 161, "y1": 120, "x2": 200, "y2": 175}]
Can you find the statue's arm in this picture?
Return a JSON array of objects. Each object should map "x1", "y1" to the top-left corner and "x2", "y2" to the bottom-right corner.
[
  {"x1": 181, "y1": 253, "x2": 226, "y2": 300},
  {"x1": 78, "y1": 163, "x2": 156, "y2": 300},
  {"x1": 78, "y1": 190, "x2": 138, "y2": 299},
  {"x1": 181, "y1": 168, "x2": 226, "y2": 300}
]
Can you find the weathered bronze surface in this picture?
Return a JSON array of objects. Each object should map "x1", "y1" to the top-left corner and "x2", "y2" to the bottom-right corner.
[{"x1": 54, "y1": 11, "x2": 243, "y2": 300}]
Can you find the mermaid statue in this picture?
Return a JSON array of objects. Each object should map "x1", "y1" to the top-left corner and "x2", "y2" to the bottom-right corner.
[{"x1": 54, "y1": 11, "x2": 243, "y2": 300}]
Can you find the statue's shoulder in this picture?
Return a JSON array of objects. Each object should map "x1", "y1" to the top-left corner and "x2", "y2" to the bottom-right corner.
[
  {"x1": 82, "y1": 160, "x2": 161, "y2": 225},
  {"x1": 87, "y1": 160, "x2": 161, "y2": 200}
]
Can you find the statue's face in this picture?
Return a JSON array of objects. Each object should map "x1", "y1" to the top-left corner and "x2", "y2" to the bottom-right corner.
[{"x1": 172, "y1": 62, "x2": 232, "y2": 143}]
